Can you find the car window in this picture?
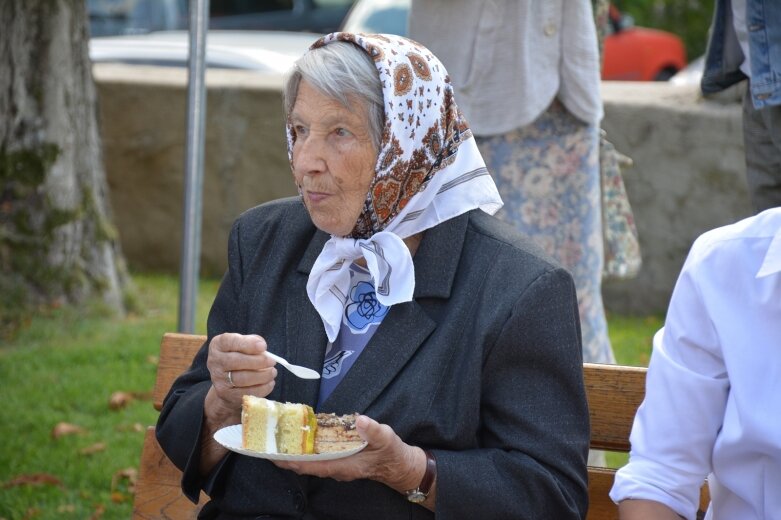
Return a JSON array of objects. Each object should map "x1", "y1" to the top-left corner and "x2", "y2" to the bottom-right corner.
[
  {"x1": 352, "y1": 8, "x2": 407, "y2": 35},
  {"x1": 341, "y1": 0, "x2": 410, "y2": 36},
  {"x1": 210, "y1": 0, "x2": 354, "y2": 16},
  {"x1": 207, "y1": 0, "x2": 355, "y2": 33},
  {"x1": 316, "y1": 0, "x2": 354, "y2": 6},
  {"x1": 211, "y1": 0, "x2": 293, "y2": 16},
  {"x1": 89, "y1": 0, "x2": 355, "y2": 36},
  {"x1": 88, "y1": 0, "x2": 187, "y2": 36}
]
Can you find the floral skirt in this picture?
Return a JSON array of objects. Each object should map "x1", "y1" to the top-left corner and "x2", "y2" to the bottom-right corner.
[{"x1": 476, "y1": 101, "x2": 615, "y2": 364}]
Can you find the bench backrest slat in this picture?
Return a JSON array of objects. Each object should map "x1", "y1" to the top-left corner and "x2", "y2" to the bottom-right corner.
[
  {"x1": 135, "y1": 332, "x2": 709, "y2": 520},
  {"x1": 152, "y1": 333, "x2": 207, "y2": 411},
  {"x1": 583, "y1": 363, "x2": 647, "y2": 452}
]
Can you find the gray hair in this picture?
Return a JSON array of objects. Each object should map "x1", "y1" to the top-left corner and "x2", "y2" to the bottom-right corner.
[{"x1": 284, "y1": 41, "x2": 385, "y2": 150}]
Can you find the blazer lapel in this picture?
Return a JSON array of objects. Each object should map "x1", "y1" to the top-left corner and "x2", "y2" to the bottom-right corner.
[
  {"x1": 319, "y1": 212, "x2": 470, "y2": 414},
  {"x1": 278, "y1": 229, "x2": 330, "y2": 408}
]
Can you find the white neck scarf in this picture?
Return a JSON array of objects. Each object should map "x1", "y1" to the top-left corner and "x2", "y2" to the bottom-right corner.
[{"x1": 295, "y1": 33, "x2": 503, "y2": 342}]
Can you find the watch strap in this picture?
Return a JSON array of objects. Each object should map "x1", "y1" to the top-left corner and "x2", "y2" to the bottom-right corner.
[{"x1": 405, "y1": 449, "x2": 436, "y2": 502}]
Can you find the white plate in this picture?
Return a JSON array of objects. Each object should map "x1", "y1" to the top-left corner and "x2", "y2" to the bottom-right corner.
[{"x1": 214, "y1": 424, "x2": 367, "y2": 461}]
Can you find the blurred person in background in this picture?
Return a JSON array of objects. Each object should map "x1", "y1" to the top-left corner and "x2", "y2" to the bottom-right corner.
[
  {"x1": 409, "y1": 0, "x2": 615, "y2": 369},
  {"x1": 701, "y1": 0, "x2": 781, "y2": 213}
]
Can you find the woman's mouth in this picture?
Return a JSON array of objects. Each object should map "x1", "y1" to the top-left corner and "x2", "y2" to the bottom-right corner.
[{"x1": 305, "y1": 190, "x2": 330, "y2": 203}]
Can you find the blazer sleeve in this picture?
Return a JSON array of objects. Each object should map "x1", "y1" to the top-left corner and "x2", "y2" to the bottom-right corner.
[
  {"x1": 155, "y1": 218, "x2": 245, "y2": 502},
  {"x1": 434, "y1": 267, "x2": 590, "y2": 520}
]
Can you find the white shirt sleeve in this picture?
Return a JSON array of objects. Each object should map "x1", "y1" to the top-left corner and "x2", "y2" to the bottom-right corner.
[{"x1": 609, "y1": 250, "x2": 730, "y2": 519}]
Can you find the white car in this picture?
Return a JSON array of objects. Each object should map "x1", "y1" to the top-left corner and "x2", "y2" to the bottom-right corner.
[
  {"x1": 89, "y1": 30, "x2": 318, "y2": 73},
  {"x1": 669, "y1": 55, "x2": 704, "y2": 86}
]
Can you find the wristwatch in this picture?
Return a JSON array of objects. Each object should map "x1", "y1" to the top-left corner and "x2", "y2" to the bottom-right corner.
[{"x1": 405, "y1": 450, "x2": 436, "y2": 503}]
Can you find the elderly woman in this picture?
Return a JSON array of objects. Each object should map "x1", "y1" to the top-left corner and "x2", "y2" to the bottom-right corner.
[{"x1": 157, "y1": 33, "x2": 589, "y2": 519}]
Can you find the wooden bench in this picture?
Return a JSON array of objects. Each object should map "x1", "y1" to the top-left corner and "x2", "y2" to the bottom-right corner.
[{"x1": 133, "y1": 332, "x2": 709, "y2": 519}]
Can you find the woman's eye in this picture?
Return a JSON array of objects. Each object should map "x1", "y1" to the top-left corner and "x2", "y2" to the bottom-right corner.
[
  {"x1": 293, "y1": 125, "x2": 307, "y2": 137},
  {"x1": 334, "y1": 128, "x2": 351, "y2": 137}
]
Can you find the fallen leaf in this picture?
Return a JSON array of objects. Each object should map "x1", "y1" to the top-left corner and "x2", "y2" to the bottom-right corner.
[
  {"x1": 2, "y1": 473, "x2": 62, "y2": 489},
  {"x1": 108, "y1": 391, "x2": 133, "y2": 410},
  {"x1": 110, "y1": 491, "x2": 127, "y2": 503},
  {"x1": 115, "y1": 422, "x2": 144, "y2": 433},
  {"x1": 131, "y1": 390, "x2": 153, "y2": 401},
  {"x1": 89, "y1": 503, "x2": 105, "y2": 520},
  {"x1": 51, "y1": 422, "x2": 86, "y2": 439},
  {"x1": 79, "y1": 443, "x2": 107, "y2": 456},
  {"x1": 146, "y1": 355, "x2": 159, "y2": 365},
  {"x1": 57, "y1": 504, "x2": 76, "y2": 513},
  {"x1": 111, "y1": 467, "x2": 138, "y2": 495}
]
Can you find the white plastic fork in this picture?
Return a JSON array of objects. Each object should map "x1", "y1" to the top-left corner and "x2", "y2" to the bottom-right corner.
[{"x1": 265, "y1": 351, "x2": 320, "y2": 379}]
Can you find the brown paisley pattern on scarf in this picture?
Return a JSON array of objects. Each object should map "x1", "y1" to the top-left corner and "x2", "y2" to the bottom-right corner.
[
  {"x1": 400, "y1": 149, "x2": 430, "y2": 209},
  {"x1": 379, "y1": 136, "x2": 403, "y2": 172},
  {"x1": 366, "y1": 43, "x2": 384, "y2": 62},
  {"x1": 371, "y1": 178, "x2": 401, "y2": 221},
  {"x1": 422, "y1": 122, "x2": 442, "y2": 156},
  {"x1": 296, "y1": 32, "x2": 473, "y2": 238},
  {"x1": 393, "y1": 64, "x2": 413, "y2": 96},
  {"x1": 408, "y1": 53, "x2": 431, "y2": 80}
]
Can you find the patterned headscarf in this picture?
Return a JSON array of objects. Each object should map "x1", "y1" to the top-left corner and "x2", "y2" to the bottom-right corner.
[{"x1": 289, "y1": 33, "x2": 503, "y2": 342}]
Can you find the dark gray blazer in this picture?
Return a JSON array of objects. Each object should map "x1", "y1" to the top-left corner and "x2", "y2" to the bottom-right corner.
[{"x1": 157, "y1": 197, "x2": 589, "y2": 520}]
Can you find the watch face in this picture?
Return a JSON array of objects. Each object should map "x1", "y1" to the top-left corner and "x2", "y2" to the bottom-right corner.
[{"x1": 406, "y1": 491, "x2": 426, "y2": 503}]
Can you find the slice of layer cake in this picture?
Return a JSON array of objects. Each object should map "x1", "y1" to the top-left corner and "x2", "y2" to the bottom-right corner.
[
  {"x1": 241, "y1": 396, "x2": 316, "y2": 454},
  {"x1": 277, "y1": 400, "x2": 317, "y2": 454},
  {"x1": 241, "y1": 395, "x2": 279, "y2": 453},
  {"x1": 313, "y1": 413, "x2": 363, "y2": 453},
  {"x1": 241, "y1": 396, "x2": 364, "y2": 454}
]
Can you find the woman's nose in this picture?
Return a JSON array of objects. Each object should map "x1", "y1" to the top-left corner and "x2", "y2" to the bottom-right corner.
[{"x1": 295, "y1": 136, "x2": 327, "y2": 174}]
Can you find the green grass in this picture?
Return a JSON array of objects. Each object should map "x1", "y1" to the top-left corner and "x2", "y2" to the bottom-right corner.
[
  {"x1": 0, "y1": 274, "x2": 661, "y2": 518},
  {"x1": 607, "y1": 312, "x2": 662, "y2": 367},
  {"x1": 0, "y1": 274, "x2": 220, "y2": 520}
]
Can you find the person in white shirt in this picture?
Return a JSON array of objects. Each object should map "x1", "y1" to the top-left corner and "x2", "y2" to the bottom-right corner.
[{"x1": 610, "y1": 207, "x2": 781, "y2": 520}]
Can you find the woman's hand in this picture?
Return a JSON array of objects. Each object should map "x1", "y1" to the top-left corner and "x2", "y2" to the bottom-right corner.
[
  {"x1": 274, "y1": 416, "x2": 434, "y2": 508},
  {"x1": 200, "y1": 333, "x2": 277, "y2": 474},
  {"x1": 205, "y1": 333, "x2": 277, "y2": 418}
]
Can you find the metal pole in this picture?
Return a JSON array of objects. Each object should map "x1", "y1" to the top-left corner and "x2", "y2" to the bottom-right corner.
[{"x1": 178, "y1": 0, "x2": 209, "y2": 333}]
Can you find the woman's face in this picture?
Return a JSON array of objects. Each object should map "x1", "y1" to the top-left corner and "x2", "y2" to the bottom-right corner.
[{"x1": 291, "y1": 80, "x2": 377, "y2": 237}]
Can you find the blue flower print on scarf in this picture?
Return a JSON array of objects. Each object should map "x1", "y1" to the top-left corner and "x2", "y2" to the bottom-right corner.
[{"x1": 345, "y1": 281, "x2": 389, "y2": 332}]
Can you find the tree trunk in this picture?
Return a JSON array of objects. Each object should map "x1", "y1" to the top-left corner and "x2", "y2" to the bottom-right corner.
[{"x1": 0, "y1": 0, "x2": 130, "y2": 333}]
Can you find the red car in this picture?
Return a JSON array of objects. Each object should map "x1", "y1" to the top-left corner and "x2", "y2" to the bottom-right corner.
[{"x1": 602, "y1": 5, "x2": 687, "y2": 81}]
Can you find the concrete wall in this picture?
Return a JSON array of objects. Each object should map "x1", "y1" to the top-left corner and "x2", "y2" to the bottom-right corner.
[
  {"x1": 95, "y1": 64, "x2": 297, "y2": 276},
  {"x1": 599, "y1": 82, "x2": 751, "y2": 313},
  {"x1": 94, "y1": 64, "x2": 753, "y2": 314}
]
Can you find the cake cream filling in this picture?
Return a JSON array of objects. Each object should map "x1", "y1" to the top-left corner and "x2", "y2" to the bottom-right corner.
[{"x1": 266, "y1": 399, "x2": 278, "y2": 453}]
